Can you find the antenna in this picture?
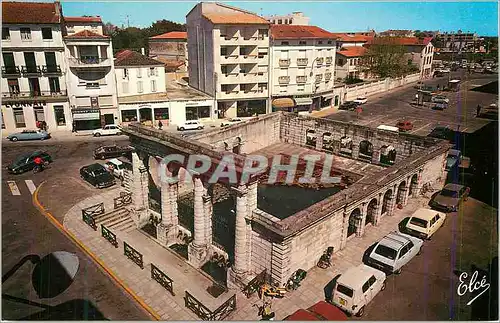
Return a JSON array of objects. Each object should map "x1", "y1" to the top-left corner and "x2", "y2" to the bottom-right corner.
[{"x1": 127, "y1": 15, "x2": 130, "y2": 28}]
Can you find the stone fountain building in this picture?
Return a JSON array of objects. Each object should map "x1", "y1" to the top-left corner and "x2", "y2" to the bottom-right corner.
[{"x1": 121, "y1": 111, "x2": 450, "y2": 287}]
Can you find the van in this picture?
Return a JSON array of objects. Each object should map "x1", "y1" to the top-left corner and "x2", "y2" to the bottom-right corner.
[
  {"x1": 376, "y1": 125, "x2": 399, "y2": 133},
  {"x1": 332, "y1": 264, "x2": 386, "y2": 317}
]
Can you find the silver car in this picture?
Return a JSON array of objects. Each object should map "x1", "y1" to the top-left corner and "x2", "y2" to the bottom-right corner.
[{"x1": 7, "y1": 129, "x2": 51, "y2": 142}]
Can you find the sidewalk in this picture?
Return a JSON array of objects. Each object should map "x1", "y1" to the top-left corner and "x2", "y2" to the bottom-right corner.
[{"x1": 53, "y1": 183, "x2": 430, "y2": 321}]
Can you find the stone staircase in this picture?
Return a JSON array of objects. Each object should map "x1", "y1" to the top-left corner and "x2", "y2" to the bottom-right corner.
[{"x1": 94, "y1": 207, "x2": 136, "y2": 233}]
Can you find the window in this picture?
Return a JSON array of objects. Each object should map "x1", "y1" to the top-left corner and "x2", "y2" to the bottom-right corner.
[
  {"x1": 258, "y1": 29, "x2": 268, "y2": 40},
  {"x1": 281, "y1": 41, "x2": 289, "y2": 45},
  {"x1": 151, "y1": 80, "x2": 157, "y2": 92},
  {"x1": 362, "y1": 280, "x2": 370, "y2": 293},
  {"x1": 368, "y1": 275, "x2": 376, "y2": 287},
  {"x1": 374, "y1": 245, "x2": 397, "y2": 260},
  {"x1": 34, "y1": 107, "x2": 45, "y2": 122},
  {"x1": 136, "y1": 68, "x2": 142, "y2": 78},
  {"x1": 54, "y1": 105, "x2": 66, "y2": 126},
  {"x1": 122, "y1": 82, "x2": 129, "y2": 93},
  {"x1": 41, "y1": 28, "x2": 52, "y2": 40},
  {"x1": 279, "y1": 85, "x2": 287, "y2": 93},
  {"x1": 20, "y1": 28, "x2": 31, "y2": 40},
  {"x1": 137, "y1": 81, "x2": 143, "y2": 93},
  {"x1": 1, "y1": 111, "x2": 5, "y2": 129},
  {"x1": 13, "y1": 108, "x2": 25, "y2": 127},
  {"x1": 67, "y1": 26, "x2": 75, "y2": 34},
  {"x1": 154, "y1": 108, "x2": 169, "y2": 120},
  {"x1": 2, "y1": 27, "x2": 10, "y2": 40},
  {"x1": 409, "y1": 217, "x2": 428, "y2": 228},
  {"x1": 123, "y1": 69, "x2": 128, "y2": 78},
  {"x1": 299, "y1": 41, "x2": 306, "y2": 45},
  {"x1": 318, "y1": 41, "x2": 323, "y2": 44},
  {"x1": 278, "y1": 19, "x2": 282, "y2": 24},
  {"x1": 336, "y1": 284, "x2": 353, "y2": 297},
  {"x1": 328, "y1": 40, "x2": 332, "y2": 44},
  {"x1": 7, "y1": 79, "x2": 20, "y2": 94},
  {"x1": 399, "y1": 245, "x2": 409, "y2": 258},
  {"x1": 220, "y1": 47, "x2": 228, "y2": 56},
  {"x1": 297, "y1": 85, "x2": 305, "y2": 92},
  {"x1": 48, "y1": 77, "x2": 60, "y2": 93},
  {"x1": 121, "y1": 110, "x2": 137, "y2": 122},
  {"x1": 149, "y1": 67, "x2": 157, "y2": 76}
]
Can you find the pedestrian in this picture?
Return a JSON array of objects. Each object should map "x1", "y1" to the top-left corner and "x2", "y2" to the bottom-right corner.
[
  {"x1": 158, "y1": 120, "x2": 163, "y2": 130},
  {"x1": 72, "y1": 120, "x2": 77, "y2": 133},
  {"x1": 41, "y1": 120, "x2": 47, "y2": 131},
  {"x1": 36, "y1": 120, "x2": 41, "y2": 129},
  {"x1": 476, "y1": 104, "x2": 482, "y2": 117}
]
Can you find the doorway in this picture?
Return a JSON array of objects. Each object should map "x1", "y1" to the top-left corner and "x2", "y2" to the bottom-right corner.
[{"x1": 104, "y1": 114, "x2": 114, "y2": 125}]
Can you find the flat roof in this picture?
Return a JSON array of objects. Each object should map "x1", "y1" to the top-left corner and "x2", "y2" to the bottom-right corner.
[
  {"x1": 118, "y1": 80, "x2": 213, "y2": 104},
  {"x1": 337, "y1": 264, "x2": 382, "y2": 290}
]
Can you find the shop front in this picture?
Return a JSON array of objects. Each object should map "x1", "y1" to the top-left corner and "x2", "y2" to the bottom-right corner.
[
  {"x1": 72, "y1": 108, "x2": 101, "y2": 130},
  {"x1": 294, "y1": 97, "x2": 313, "y2": 113}
]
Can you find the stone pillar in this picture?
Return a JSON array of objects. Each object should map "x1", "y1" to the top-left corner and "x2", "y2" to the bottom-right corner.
[
  {"x1": 339, "y1": 210, "x2": 349, "y2": 250},
  {"x1": 351, "y1": 143, "x2": 360, "y2": 160},
  {"x1": 332, "y1": 140, "x2": 340, "y2": 155},
  {"x1": 373, "y1": 193, "x2": 383, "y2": 226},
  {"x1": 387, "y1": 184, "x2": 397, "y2": 216},
  {"x1": 270, "y1": 241, "x2": 292, "y2": 286},
  {"x1": 372, "y1": 149, "x2": 381, "y2": 165},
  {"x1": 228, "y1": 185, "x2": 250, "y2": 286},
  {"x1": 402, "y1": 181, "x2": 411, "y2": 206},
  {"x1": 131, "y1": 152, "x2": 149, "y2": 226},
  {"x1": 203, "y1": 184, "x2": 213, "y2": 247},
  {"x1": 414, "y1": 169, "x2": 424, "y2": 198},
  {"x1": 315, "y1": 134, "x2": 323, "y2": 151},
  {"x1": 157, "y1": 175, "x2": 179, "y2": 246},
  {"x1": 188, "y1": 175, "x2": 209, "y2": 268},
  {"x1": 356, "y1": 203, "x2": 367, "y2": 237}
]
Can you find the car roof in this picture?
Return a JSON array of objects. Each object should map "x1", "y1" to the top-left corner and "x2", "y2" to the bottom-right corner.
[
  {"x1": 285, "y1": 309, "x2": 320, "y2": 321},
  {"x1": 107, "y1": 158, "x2": 123, "y2": 165},
  {"x1": 378, "y1": 232, "x2": 413, "y2": 251},
  {"x1": 87, "y1": 163, "x2": 106, "y2": 170},
  {"x1": 443, "y1": 183, "x2": 464, "y2": 191},
  {"x1": 337, "y1": 264, "x2": 382, "y2": 290},
  {"x1": 307, "y1": 301, "x2": 348, "y2": 320},
  {"x1": 410, "y1": 208, "x2": 445, "y2": 221}
]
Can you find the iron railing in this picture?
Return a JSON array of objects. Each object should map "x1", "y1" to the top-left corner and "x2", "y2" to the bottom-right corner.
[
  {"x1": 101, "y1": 224, "x2": 118, "y2": 248},
  {"x1": 42, "y1": 65, "x2": 62, "y2": 74},
  {"x1": 2, "y1": 90, "x2": 68, "y2": 99},
  {"x1": 1, "y1": 66, "x2": 21, "y2": 76},
  {"x1": 297, "y1": 58, "x2": 308, "y2": 66},
  {"x1": 212, "y1": 294, "x2": 236, "y2": 321},
  {"x1": 69, "y1": 57, "x2": 110, "y2": 66},
  {"x1": 296, "y1": 76, "x2": 307, "y2": 84},
  {"x1": 21, "y1": 65, "x2": 42, "y2": 74},
  {"x1": 114, "y1": 192, "x2": 132, "y2": 209},
  {"x1": 278, "y1": 76, "x2": 290, "y2": 84},
  {"x1": 124, "y1": 241, "x2": 144, "y2": 269},
  {"x1": 279, "y1": 59, "x2": 291, "y2": 67},
  {"x1": 151, "y1": 263, "x2": 175, "y2": 296},
  {"x1": 184, "y1": 291, "x2": 237, "y2": 321},
  {"x1": 81, "y1": 202, "x2": 104, "y2": 231}
]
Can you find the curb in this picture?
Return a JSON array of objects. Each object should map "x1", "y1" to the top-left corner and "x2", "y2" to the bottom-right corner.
[{"x1": 32, "y1": 181, "x2": 162, "y2": 321}]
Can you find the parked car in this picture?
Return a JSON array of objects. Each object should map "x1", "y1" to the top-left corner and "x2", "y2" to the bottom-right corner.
[
  {"x1": 80, "y1": 163, "x2": 116, "y2": 189},
  {"x1": 92, "y1": 124, "x2": 122, "y2": 137},
  {"x1": 220, "y1": 118, "x2": 244, "y2": 127},
  {"x1": 429, "y1": 183, "x2": 470, "y2": 212},
  {"x1": 445, "y1": 149, "x2": 462, "y2": 171},
  {"x1": 432, "y1": 102, "x2": 448, "y2": 110},
  {"x1": 403, "y1": 208, "x2": 447, "y2": 240},
  {"x1": 431, "y1": 95, "x2": 450, "y2": 104},
  {"x1": 103, "y1": 158, "x2": 132, "y2": 181},
  {"x1": 396, "y1": 120, "x2": 413, "y2": 132},
  {"x1": 353, "y1": 97, "x2": 368, "y2": 105},
  {"x1": 93, "y1": 145, "x2": 134, "y2": 160},
  {"x1": 7, "y1": 150, "x2": 53, "y2": 174},
  {"x1": 331, "y1": 264, "x2": 386, "y2": 317},
  {"x1": 365, "y1": 231, "x2": 423, "y2": 274},
  {"x1": 427, "y1": 126, "x2": 453, "y2": 140},
  {"x1": 7, "y1": 129, "x2": 51, "y2": 142},
  {"x1": 284, "y1": 301, "x2": 348, "y2": 321},
  {"x1": 177, "y1": 120, "x2": 204, "y2": 131},
  {"x1": 339, "y1": 101, "x2": 359, "y2": 111}
]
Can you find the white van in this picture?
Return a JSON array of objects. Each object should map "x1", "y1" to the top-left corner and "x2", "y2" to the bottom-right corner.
[
  {"x1": 377, "y1": 125, "x2": 399, "y2": 133},
  {"x1": 332, "y1": 264, "x2": 386, "y2": 317}
]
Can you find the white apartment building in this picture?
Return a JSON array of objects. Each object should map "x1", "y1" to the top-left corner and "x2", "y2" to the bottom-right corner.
[
  {"x1": 1, "y1": 1, "x2": 71, "y2": 132},
  {"x1": 64, "y1": 16, "x2": 104, "y2": 36},
  {"x1": 331, "y1": 32, "x2": 374, "y2": 49},
  {"x1": 269, "y1": 25, "x2": 337, "y2": 112},
  {"x1": 265, "y1": 12, "x2": 310, "y2": 26},
  {"x1": 64, "y1": 28, "x2": 119, "y2": 130},
  {"x1": 335, "y1": 46, "x2": 369, "y2": 80},
  {"x1": 186, "y1": 2, "x2": 271, "y2": 118}
]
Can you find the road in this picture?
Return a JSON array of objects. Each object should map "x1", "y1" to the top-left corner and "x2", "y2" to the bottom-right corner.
[{"x1": 1, "y1": 137, "x2": 151, "y2": 320}]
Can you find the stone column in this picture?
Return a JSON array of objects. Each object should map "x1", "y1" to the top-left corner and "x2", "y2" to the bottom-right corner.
[
  {"x1": 414, "y1": 169, "x2": 424, "y2": 198},
  {"x1": 188, "y1": 175, "x2": 209, "y2": 268},
  {"x1": 356, "y1": 203, "x2": 367, "y2": 237},
  {"x1": 157, "y1": 170, "x2": 179, "y2": 246},
  {"x1": 131, "y1": 152, "x2": 149, "y2": 226},
  {"x1": 228, "y1": 185, "x2": 250, "y2": 286},
  {"x1": 339, "y1": 210, "x2": 349, "y2": 250},
  {"x1": 387, "y1": 184, "x2": 397, "y2": 216},
  {"x1": 315, "y1": 133, "x2": 324, "y2": 151},
  {"x1": 203, "y1": 183, "x2": 213, "y2": 247},
  {"x1": 402, "y1": 181, "x2": 411, "y2": 206},
  {"x1": 351, "y1": 143, "x2": 360, "y2": 160},
  {"x1": 373, "y1": 193, "x2": 383, "y2": 226},
  {"x1": 372, "y1": 149, "x2": 381, "y2": 165}
]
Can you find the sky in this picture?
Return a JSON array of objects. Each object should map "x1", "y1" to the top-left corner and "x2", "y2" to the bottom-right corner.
[{"x1": 55, "y1": 1, "x2": 499, "y2": 36}]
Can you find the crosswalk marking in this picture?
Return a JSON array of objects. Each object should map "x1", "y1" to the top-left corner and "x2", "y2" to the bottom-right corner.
[
  {"x1": 25, "y1": 180, "x2": 37, "y2": 195},
  {"x1": 7, "y1": 181, "x2": 21, "y2": 196}
]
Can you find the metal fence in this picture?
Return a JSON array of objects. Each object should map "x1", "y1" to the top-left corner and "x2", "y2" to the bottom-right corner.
[
  {"x1": 101, "y1": 224, "x2": 118, "y2": 248},
  {"x1": 151, "y1": 263, "x2": 175, "y2": 296},
  {"x1": 123, "y1": 242, "x2": 144, "y2": 269},
  {"x1": 184, "y1": 291, "x2": 237, "y2": 321},
  {"x1": 81, "y1": 202, "x2": 104, "y2": 231},
  {"x1": 114, "y1": 192, "x2": 132, "y2": 209}
]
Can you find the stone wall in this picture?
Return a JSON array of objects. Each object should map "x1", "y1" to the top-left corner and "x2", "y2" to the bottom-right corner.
[
  {"x1": 344, "y1": 73, "x2": 420, "y2": 101},
  {"x1": 420, "y1": 150, "x2": 448, "y2": 187},
  {"x1": 250, "y1": 230, "x2": 273, "y2": 274}
]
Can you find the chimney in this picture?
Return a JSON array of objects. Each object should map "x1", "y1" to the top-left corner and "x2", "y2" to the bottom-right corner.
[
  {"x1": 141, "y1": 48, "x2": 145, "y2": 55},
  {"x1": 54, "y1": 1, "x2": 62, "y2": 19}
]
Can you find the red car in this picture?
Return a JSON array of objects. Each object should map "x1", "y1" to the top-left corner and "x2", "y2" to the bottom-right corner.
[
  {"x1": 396, "y1": 120, "x2": 413, "y2": 132},
  {"x1": 284, "y1": 301, "x2": 348, "y2": 321}
]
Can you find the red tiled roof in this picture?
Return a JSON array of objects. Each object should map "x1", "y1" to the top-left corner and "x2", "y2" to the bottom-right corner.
[
  {"x1": 271, "y1": 25, "x2": 337, "y2": 40},
  {"x1": 2, "y1": 1, "x2": 61, "y2": 24},
  {"x1": 203, "y1": 12, "x2": 269, "y2": 25},
  {"x1": 64, "y1": 16, "x2": 102, "y2": 23},
  {"x1": 64, "y1": 30, "x2": 109, "y2": 39},
  {"x1": 114, "y1": 50, "x2": 164, "y2": 67},
  {"x1": 366, "y1": 36, "x2": 433, "y2": 46},
  {"x1": 154, "y1": 58, "x2": 185, "y2": 68},
  {"x1": 150, "y1": 31, "x2": 187, "y2": 40},
  {"x1": 336, "y1": 46, "x2": 367, "y2": 57},
  {"x1": 330, "y1": 33, "x2": 374, "y2": 42}
]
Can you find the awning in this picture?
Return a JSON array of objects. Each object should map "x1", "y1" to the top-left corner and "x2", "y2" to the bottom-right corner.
[
  {"x1": 294, "y1": 97, "x2": 313, "y2": 106},
  {"x1": 272, "y1": 98, "x2": 295, "y2": 109},
  {"x1": 322, "y1": 93, "x2": 335, "y2": 99},
  {"x1": 72, "y1": 111, "x2": 100, "y2": 120}
]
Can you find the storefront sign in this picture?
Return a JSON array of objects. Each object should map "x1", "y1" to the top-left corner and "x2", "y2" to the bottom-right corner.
[{"x1": 73, "y1": 112, "x2": 100, "y2": 120}]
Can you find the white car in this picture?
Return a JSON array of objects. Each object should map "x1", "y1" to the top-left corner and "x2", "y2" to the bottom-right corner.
[
  {"x1": 93, "y1": 124, "x2": 122, "y2": 137},
  {"x1": 431, "y1": 95, "x2": 450, "y2": 104},
  {"x1": 220, "y1": 118, "x2": 244, "y2": 127},
  {"x1": 103, "y1": 158, "x2": 132, "y2": 181},
  {"x1": 353, "y1": 97, "x2": 368, "y2": 104},
  {"x1": 332, "y1": 264, "x2": 386, "y2": 317},
  {"x1": 404, "y1": 208, "x2": 447, "y2": 240},
  {"x1": 177, "y1": 120, "x2": 204, "y2": 131},
  {"x1": 365, "y1": 231, "x2": 423, "y2": 275}
]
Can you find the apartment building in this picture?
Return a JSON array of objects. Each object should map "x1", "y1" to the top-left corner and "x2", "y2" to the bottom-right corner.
[
  {"x1": 64, "y1": 16, "x2": 104, "y2": 36},
  {"x1": 265, "y1": 12, "x2": 310, "y2": 26},
  {"x1": 64, "y1": 26, "x2": 118, "y2": 130},
  {"x1": 269, "y1": 25, "x2": 337, "y2": 112},
  {"x1": 186, "y1": 2, "x2": 270, "y2": 118},
  {"x1": 149, "y1": 31, "x2": 188, "y2": 72},
  {"x1": 1, "y1": 1, "x2": 70, "y2": 132},
  {"x1": 335, "y1": 46, "x2": 369, "y2": 80},
  {"x1": 331, "y1": 32, "x2": 374, "y2": 49},
  {"x1": 379, "y1": 29, "x2": 415, "y2": 37},
  {"x1": 435, "y1": 30, "x2": 478, "y2": 52}
]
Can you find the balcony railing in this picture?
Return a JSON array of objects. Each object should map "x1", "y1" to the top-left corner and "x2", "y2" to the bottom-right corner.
[
  {"x1": 297, "y1": 58, "x2": 308, "y2": 66},
  {"x1": 326, "y1": 57, "x2": 333, "y2": 65},
  {"x1": 21, "y1": 65, "x2": 42, "y2": 75},
  {"x1": 316, "y1": 58, "x2": 324, "y2": 66},
  {"x1": 315, "y1": 74, "x2": 323, "y2": 83},
  {"x1": 1, "y1": 66, "x2": 21, "y2": 77},
  {"x1": 279, "y1": 59, "x2": 291, "y2": 67},
  {"x1": 2, "y1": 90, "x2": 68, "y2": 100},
  {"x1": 69, "y1": 57, "x2": 110, "y2": 67},
  {"x1": 296, "y1": 75, "x2": 307, "y2": 84},
  {"x1": 278, "y1": 76, "x2": 290, "y2": 84},
  {"x1": 42, "y1": 65, "x2": 62, "y2": 74},
  {"x1": 325, "y1": 73, "x2": 332, "y2": 81}
]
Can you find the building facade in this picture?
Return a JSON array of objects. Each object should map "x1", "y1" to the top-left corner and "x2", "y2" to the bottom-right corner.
[
  {"x1": 335, "y1": 46, "x2": 369, "y2": 80},
  {"x1": 269, "y1": 25, "x2": 337, "y2": 112},
  {"x1": 435, "y1": 30, "x2": 478, "y2": 53},
  {"x1": 64, "y1": 16, "x2": 104, "y2": 36},
  {"x1": 149, "y1": 31, "x2": 188, "y2": 65},
  {"x1": 186, "y1": 2, "x2": 270, "y2": 118},
  {"x1": 331, "y1": 32, "x2": 375, "y2": 49},
  {"x1": 264, "y1": 12, "x2": 310, "y2": 26},
  {"x1": 1, "y1": 1, "x2": 71, "y2": 132}
]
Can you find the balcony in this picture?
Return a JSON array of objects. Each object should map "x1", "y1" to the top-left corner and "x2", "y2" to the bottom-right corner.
[
  {"x1": 21, "y1": 65, "x2": 42, "y2": 76},
  {"x1": 278, "y1": 76, "x2": 290, "y2": 84},
  {"x1": 68, "y1": 56, "x2": 111, "y2": 68},
  {"x1": 2, "y1": 90, "x2": 68, "y2": 102},
  {"x1": 42, "y1": 65, "x2": 62, "y2": 75},
  {"x1": 325, "y1": 72, "x2": 332, "y2": 81},
  {"x1": 296, "y1": 75, "x2": 307, "y2": 84},
  {"x1": 297, "y1": 58, "x2": 308, "y2": 66},
  {"x1": 316, "y1": 58, "x2": 324, "y2": 66},
  {"x1": 1, "y1": 66, "x2": 21, "y2": 77},
  {"x1": 315, "y1": 74, "x2": 323, "y2": 83},
  {"x1": 326, "y1": 57, "x2": 333, "y2": 65},
  {"x1": 279, "y1": 59, "x2": 291, "y2": 67}
]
